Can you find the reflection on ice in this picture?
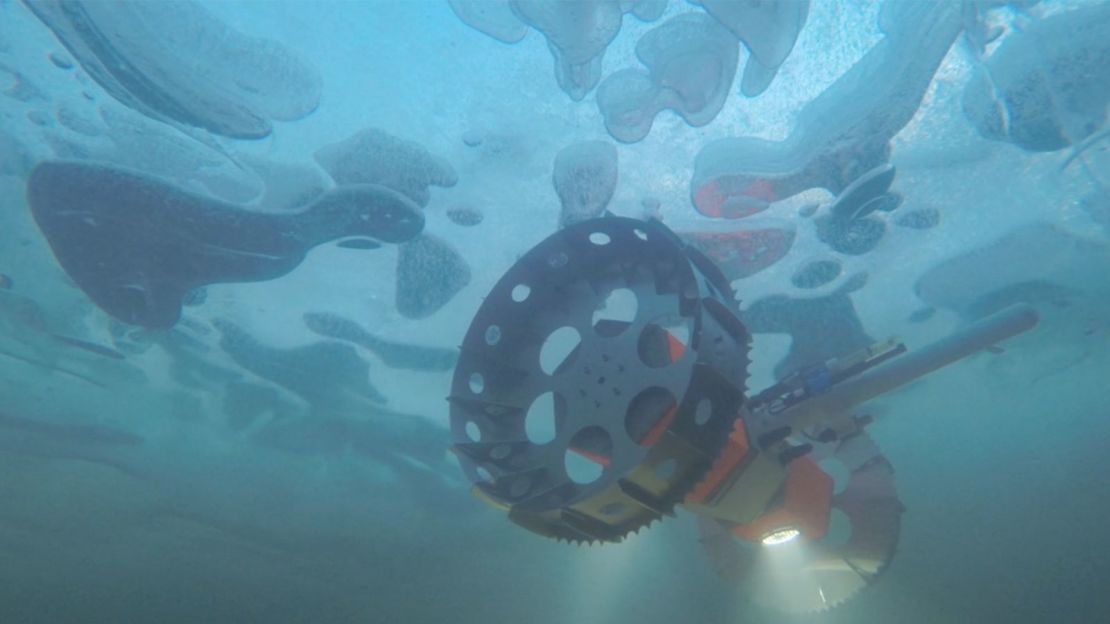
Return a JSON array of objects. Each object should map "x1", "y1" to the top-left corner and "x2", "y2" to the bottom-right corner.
[
  {"x1": 304, "y1": 311, "x2": 459, "y2": 372},
  {"x1": 26, "y1": 160, "x2": 424, "y2": 328},
  {"x1": 553, "y1": 139, "x2": 619, "y2": 226},
  {"x1": 24, "y1": 0, "x2": 322, "y2": 139},
  {"x1": 691, "y1": 1, "x2": 964, "y2": 218},
  {"x1": 448, "y1": 0, "x2": 529, "y2": 44},
  {"x1": 745, "y1": 273, "x2": 874, "y2": 379},
  {"x1": 915, "y1": 223, "x2": 1110, "y2": 321},
  {"x1": 963, "y1": 2, "x2": 1110, "y2": 152},
  {"x1": 314, "y1": 127, "x2": 458, "y2": 209},
  {"x1": 395, "y1": 233, "x2": 472, "y2": 320},
  {"x1": 449, "y1": 0, "x2": 669, "y2": 101},
  {"x1": 693, "y1": 0, "x2": 809, "y2": 97},
  {"x1": 599, "y1": 12, "x2": 739, "y2": 143}
]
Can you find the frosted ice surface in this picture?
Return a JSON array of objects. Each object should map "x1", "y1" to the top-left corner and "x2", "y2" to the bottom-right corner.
[
  {"x1": 635, "y1": 12, "x2": 739, "y2": 126},
  {"x1": 0, "y1": 59, "x2": 46, "y2": 102},
  {"x1": 623, "y1": 0, "x2": 668, "y2": 22},
  {"x1": 552, "y1": 140, "x2": 619, "y2": 227},
  {"x1": 598, "y1": 12, "x2": 738, "y2": 143},
  {"x1": 23, "y1": 0, "x2": 322, "y2": 139},
  {"x1": 447, "y1": 0, "x2": 670, "y2": 101},
  {"x1": 745, "y1": 272, "x2": 874, "y2": 379},
  {"x1": 596, "y1": 68, "x2": 658, "y2": 143},
  {"x1": 914, "y1": 223, "x2": 1110, "y2": 320},
  {"x1": 237, "y1": 154, "x2": 328, "y2": 213},
  {"x1": 26, "y1": 161, "x2": 424, "y2": 328},
  {"x1": 448, "y1": 0, "x2": 528, "y2": 44},
  {"x1": 213, "y1": 318, "x2": 387, "y2": 407},
  {"x1": 691, "y1": 1, "x2": 963, "y2": 217},
  {"x1": 512, "y1": 0, "x2": 626, "y2": 101},
  {"x1": 53, "y1": 104, "x2": 101, "y2": 137},
  {"x1": 962, "y1": 2, "x2": 1110, "y2": 152},
  {"x1": 695, "y1": 0, "x2": 810, "y2": 96},
  {"x1": 446, "y1": 205, "x2": 484, "y2": 227},
  {"x1": 0, "y1": 129, "x2": 33, "y2": 176},
  {"x1": 678, "y1": 223, "x2": 796, "y2": 280},
  {"x1": 395, "y1": 233, "x2": 472, "y2": 320},
  {"x1": 303, "y1": 311, "x2": 458, "y2": 371},
  {"x1": 314, "y1": 127, "x2": 458, "y2": 208}
]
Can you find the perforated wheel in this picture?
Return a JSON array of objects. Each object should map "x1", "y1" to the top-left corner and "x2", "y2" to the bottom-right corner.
[{"x1": 449, "y1": 217, "x2": 751, "y2": 543}]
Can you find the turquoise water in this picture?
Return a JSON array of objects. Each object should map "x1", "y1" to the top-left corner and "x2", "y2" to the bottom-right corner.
[{"x1": 1, "y1": 1, "x2": 1108, "y2": 622}]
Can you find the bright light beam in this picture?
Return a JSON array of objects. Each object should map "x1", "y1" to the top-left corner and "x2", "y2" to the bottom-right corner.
[{"x1": 761, "y1": 527, "x2": 801, "y2": 546}]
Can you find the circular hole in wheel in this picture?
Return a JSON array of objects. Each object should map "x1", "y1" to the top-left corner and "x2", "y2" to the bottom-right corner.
[
  {"x1": 637, "y1": 314, "x2": 692, "y2": 368},
  {"x1": 540, "y1": 326, "x2": 581, "y2": 375},
  {"x1": 565, "y1": 426, "x2": 611, "y2": 484},
  {"x1": 625, "y1": 386, "x2": 677, "y2": 446},
  {"x1": 465, "y1": 421, "x2": 482, "y2": 442},
  {"x1": 592, "y1": 287, "x2": 638, "y2": 337},
  {"x1": 589, "y1": 231, "x2": 611, "y2": 245},
  {"x1": 485, "y1": 325, "x2": 502, "y2": 345},
  {"x1": 468, "y1": 372, "x2": 485, "y2": 394},
  {"x1": 512, "y1": 284, "x2": 531, "y2": 302},
  {"x1": 525, "y1": 391, "x2": 563, "y2": 444}
]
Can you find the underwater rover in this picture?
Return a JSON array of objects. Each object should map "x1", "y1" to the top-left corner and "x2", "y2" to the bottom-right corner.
[{"x1": 448, "y1": 217, "x2": 1037, "y2": 612}]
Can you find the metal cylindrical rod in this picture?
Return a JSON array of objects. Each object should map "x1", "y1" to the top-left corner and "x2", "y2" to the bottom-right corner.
[{"x1": 783, "y1": 304, "x2": 1039, "y2": 431}]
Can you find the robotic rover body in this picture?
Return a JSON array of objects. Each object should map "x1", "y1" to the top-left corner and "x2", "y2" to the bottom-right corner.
[{"x1": 449, "y1": 218, "x2": 1037, "y2": 612}]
